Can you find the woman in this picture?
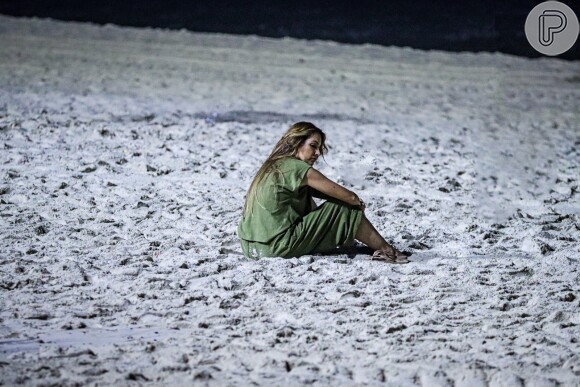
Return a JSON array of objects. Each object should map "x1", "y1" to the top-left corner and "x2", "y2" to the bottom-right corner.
[{"x1": 238, "y1": 122, "x2": 410, "y2": 264}]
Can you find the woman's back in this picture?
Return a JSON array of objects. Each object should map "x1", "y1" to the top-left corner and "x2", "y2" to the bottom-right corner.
[{"x1": 238, "y1": 157, "x2": 312, "y2": 244}]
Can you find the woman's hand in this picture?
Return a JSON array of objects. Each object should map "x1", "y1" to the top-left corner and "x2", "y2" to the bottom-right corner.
[{"x1": 352, "y1": 195, "x2": 366, "y2": 211}]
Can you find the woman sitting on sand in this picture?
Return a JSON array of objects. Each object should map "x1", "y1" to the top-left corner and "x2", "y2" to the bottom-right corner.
[{"x1": 238, "y1": 122, "x2": 409, "y2": 264}]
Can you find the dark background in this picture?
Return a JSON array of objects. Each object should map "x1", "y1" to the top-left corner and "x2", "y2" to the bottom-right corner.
[{"x1": 1, "y1": 0, "x2": 579, "y2": 59}]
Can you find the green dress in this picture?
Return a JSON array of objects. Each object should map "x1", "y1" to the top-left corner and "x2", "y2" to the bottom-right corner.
[{"x1": 238, "y1": 157, "x2": 363, "y2": 259}]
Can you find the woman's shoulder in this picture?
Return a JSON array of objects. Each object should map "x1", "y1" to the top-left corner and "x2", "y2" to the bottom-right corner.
[
  {"x1": 277, "y1": 157, "x2": 311, "y2": 170},
  {"x1": 274, "y1": 157, "x2": 311, "y2": 190}
]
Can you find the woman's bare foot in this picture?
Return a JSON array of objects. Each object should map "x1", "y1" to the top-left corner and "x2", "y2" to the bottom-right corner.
[
  {"x1": 371, "y1": 247, "x2": 410, "y2": 264},
  {"x1": 354, "y1": 214, "x2": 411, "y2": 263}
]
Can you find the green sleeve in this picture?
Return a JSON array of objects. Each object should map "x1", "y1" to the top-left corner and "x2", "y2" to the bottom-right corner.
[{"x1": 278, "y1": 158, "x2": 311, "y2": 192}]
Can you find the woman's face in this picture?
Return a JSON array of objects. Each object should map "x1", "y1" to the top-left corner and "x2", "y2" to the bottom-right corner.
[{"x1": 295, "y1": 133, "x2": 322, "y2": 165}]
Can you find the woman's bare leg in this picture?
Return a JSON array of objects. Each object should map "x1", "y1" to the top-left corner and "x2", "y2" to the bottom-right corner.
[{"x1": 355, "y1": 214, "x2": 397, "y2": 252}]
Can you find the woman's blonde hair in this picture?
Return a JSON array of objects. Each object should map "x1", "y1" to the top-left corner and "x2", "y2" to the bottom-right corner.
[{"x1": 243, "y1": 122, "x2": 327, "y2": 216}]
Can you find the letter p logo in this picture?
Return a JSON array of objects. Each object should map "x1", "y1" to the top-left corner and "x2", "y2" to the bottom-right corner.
[
  {"x1": 540, "y1": 10, "x2": 567, "y2": 46},
  {"x1": 525, "y1": 1, "x2": 579, "y2": 56}
]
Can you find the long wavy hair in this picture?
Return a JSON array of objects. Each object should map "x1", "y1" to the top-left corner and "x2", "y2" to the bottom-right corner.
[{"x1": 243, "y1": 122, "x2": 328, "y2": 216}]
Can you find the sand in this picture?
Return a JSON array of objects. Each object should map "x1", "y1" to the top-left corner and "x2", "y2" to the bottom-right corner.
[{"x1": 0, "y1": 15, "x2": 579, "y2": 386}]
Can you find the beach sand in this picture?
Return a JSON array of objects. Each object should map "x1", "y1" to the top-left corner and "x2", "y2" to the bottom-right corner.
[{"x1": 0, "y1": 15, "x2": 578, "y2": 386}]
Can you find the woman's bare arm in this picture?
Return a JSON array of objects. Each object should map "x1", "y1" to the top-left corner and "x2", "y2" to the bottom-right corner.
[{"x1": 302, "y1": 168, "x2": 362, "y2": 207}]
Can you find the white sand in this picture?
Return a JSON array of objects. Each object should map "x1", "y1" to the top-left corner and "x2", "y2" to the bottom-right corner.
[{"x1": 0, "y1": 15, "x2": 579, "y2": 386}]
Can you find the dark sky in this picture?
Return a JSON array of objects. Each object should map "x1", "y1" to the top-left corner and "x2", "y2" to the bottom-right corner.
[{"x1": 1, "y1": 0, "x2": 578, "y2": 59}]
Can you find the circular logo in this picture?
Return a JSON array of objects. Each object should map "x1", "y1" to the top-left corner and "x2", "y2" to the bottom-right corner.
[{"x1": 525, "y1": 1, "x2": 579, "y2": 56}]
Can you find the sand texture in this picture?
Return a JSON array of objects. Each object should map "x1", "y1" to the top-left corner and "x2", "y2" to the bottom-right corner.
[{"x1": 0, "y1": 15, "x2": 579, "y2": 386}]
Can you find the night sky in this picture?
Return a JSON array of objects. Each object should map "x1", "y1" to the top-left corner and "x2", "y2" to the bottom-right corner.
[{"x1": 1, "y1": 0, "x2": 579, "y2": 59}]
